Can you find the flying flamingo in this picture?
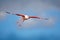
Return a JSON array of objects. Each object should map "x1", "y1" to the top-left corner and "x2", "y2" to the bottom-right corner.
[{"x1": 6, "y1": 12, "x2": 48, "y2": 26}]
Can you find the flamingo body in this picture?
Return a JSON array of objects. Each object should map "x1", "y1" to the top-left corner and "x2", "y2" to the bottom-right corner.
[{"x1": 24, "y1": 15, "x2": 29, "y2": 20}]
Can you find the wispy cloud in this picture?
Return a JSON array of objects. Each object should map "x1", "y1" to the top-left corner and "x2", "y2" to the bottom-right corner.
[
  {"x1": 0, "y1": 11, "x2": 7, "y2": 20},
  {"x1": 0, "y1": 0, "x2": 58, "y2": 27}
]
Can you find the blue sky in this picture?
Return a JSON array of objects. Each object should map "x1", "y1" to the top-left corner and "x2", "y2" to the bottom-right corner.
[{"x1": 0, "y1": 0, "x2": 60, "y2": 40}]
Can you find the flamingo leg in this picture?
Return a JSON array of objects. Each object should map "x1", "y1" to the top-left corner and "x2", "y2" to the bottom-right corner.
[{"x1": 17, "y1": 17, "x2": 25, "y2": 26}]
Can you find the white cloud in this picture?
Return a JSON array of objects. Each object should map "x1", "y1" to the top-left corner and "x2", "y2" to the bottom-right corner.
[{"x1": 0, "y1": 11, "x2": 7, "y2": 20}]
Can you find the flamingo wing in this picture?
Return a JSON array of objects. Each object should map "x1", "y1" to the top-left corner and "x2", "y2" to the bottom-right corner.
[
  {"x1": 29, "y1": 16, "x2": 48, "y2": 20},
  {"x1": 6, "y1": 12, "x2": 16, "y2": 15},
  {"x1": 16, "y1": 14, "x2": 24, "y2": 17},
  {"x1": 6, "y1": 12, "x2": 11, "y2": 14},
  {"x1": 6, "y1": 12, "x2": 24, "y2": 17},
  {"x1": 29, "y1": 16, "x2": 40, "y2": 19}
]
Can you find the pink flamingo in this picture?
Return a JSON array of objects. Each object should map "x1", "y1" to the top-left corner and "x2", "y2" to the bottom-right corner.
[{"x1": 6, "y1": 12, "x2": 48, "y2": 26}]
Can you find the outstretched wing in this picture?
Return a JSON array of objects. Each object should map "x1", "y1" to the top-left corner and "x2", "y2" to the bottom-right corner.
[
  {"x1": 29, "y1": 16, "x2": 40, "y2": 19},
  {"x1": 6, "y1": 12, "x2": 25, "y2": 17},
  {"x1": 6, "y1": 12, "x2": 11, "y2": 14},
  {"x1": 16, "y1": 14, "x2": 24, "y2": 17},
  {"x1": 6, "y1": 12, "x2": 15, "y2": 15},
  {"x1": 29, "y1": 16, "x2": 48, "y2": 20}
]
